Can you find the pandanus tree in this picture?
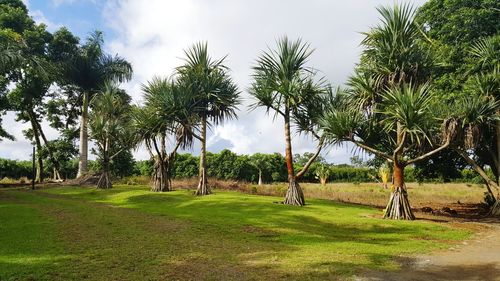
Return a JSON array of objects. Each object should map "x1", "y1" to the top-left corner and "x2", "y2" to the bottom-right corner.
[
  {"x1": 321, "y1": 4, "x2": 448, "y2": 219},
  {"x1": 448, "y1": 37, "x2": 500, "y2": 216},
  {"x1": 322, "y1": 84, "x2": 452, "y2": 219},
  {"x1": 133, "y1": 77, "x2": 194, "y2": 192},
  {"x1": 448, "y1": 93, "x2": 500, "y2": 215},
  {"x1": 250, "y1": 37, "x2": 330, "y2": 206},
  {"x1": 176, "y1": 42, "x2": 240, "y2": 196},
  {"x1": 88, "y1": 84, "x2": 133, "y2": 189},
  {"x1": 64, "y1": 31, "x2": 133, "y2": 178}
]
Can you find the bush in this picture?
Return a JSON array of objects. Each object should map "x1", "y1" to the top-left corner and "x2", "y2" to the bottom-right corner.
[{"x1": 0, "y1": 158, "x2": 33, "y2": 179}]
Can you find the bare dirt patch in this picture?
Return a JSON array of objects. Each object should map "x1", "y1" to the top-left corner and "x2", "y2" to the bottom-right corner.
[{"x1": 358, "y1": 220, "x2": 500, "y2": 281}]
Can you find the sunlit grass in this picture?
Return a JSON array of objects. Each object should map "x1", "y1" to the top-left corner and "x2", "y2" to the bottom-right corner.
[{"x1": 0, "y1": 185, "x2": 472, "y2": 280}]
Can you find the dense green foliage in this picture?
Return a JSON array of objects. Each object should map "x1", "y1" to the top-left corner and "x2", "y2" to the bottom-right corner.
[
  {"x1": 416, "y1": 0, "x2": 500, "y2": 195},
  {"x1": 0, "y1": 158, "x2": 32, "y2": 179},
  {"x1": 416, "y1": 0, "x2": 499, "y2": 98},
  {"x1": 2, "y1": 148, "x2": 493, "y2": 184}
]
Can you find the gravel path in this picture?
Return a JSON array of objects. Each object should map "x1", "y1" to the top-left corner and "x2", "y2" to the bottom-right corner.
[{"x1": 358, "y1": 220, "x2": 500, "y2": 281}]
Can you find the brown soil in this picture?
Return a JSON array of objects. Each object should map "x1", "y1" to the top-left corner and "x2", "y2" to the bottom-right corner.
[{"x1": 358, "y1": 219, "x2": 500, "y2": 281}]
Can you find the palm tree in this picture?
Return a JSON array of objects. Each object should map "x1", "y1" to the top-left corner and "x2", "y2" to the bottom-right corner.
[
  {"x1": 319, "y1": 3, "x2": 441, "y2": 219},
  {"x1": 88, "y1": 84, "x2": 133, "y2": 189},
  {"x1": 358, "y1": 4, "x2": 433, "y2": 87},
  {"x1": 133, "y1": 77, "x2": 194, "y2": 192},
  {"x1": 322, "y1": 84, "x2": 452, "y2": 220},
  {"x1": 449, "y1": 37, "x2": 500, "y2": 216},
  {"x1": 250, "y1": 37, "x2": 329, "y2": 206},
  {"x1": 448, "y1": 93, "x2": 500, "y2": 215},
  {"x1": 176, "y1": 42, "x2": 240, "y2": 196},
  {"x1": 64, "y1": 31, "x2": 133, "y2": 178}
]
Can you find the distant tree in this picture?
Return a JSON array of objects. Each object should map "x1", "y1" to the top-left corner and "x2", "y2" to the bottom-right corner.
[
  {"x1": 207, "y1": 149, "x2": 255, "y2": 181},
  {"x1": 176, "y1": 42, "x2": 240, "y2": 195},
  {"x1": 173, "y1": 153, "x2": 199, "y2": 179},
  {"x1": 250, "y1": 37, "x2": 330, "y2": 205},
  {"x1": 39, "y1": 130, "x2": 78, "y2": 180},
  {"x1": 249, "y1": 154, "x2": 267, "y2": 185},
  {"x1": 349, "y1": 156, "x2": 365, "y2": 168},
  {"x1": 314, "y1": 164, "x2": 331, "y2": 185},
  {"x1": 88, "y1": 85, "x2": 133, "y2": 189},
  {"x1": 294, "y1": 152, "x2": 326, "y2": 167}
]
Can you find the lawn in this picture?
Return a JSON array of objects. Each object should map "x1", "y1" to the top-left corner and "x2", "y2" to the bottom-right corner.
[{"x1": 0, "y1": 185, "x2": 472, "y2": 280}]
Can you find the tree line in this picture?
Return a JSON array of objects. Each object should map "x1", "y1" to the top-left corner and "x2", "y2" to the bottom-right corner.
[
  {"x1": 1, "y1": 150, "x2": 494, "y2": 184},
  {"x1": 1, "y1": 0, "x2": 499, "y2": 219}
]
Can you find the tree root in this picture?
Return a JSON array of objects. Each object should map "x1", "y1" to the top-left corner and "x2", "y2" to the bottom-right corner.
[
  {"x1": 383, "y1": 186, "x2": 415, "y2": 220},
  {"x1": 97, "y1": 171, "x2": 112, "y2": 189},
  {"x1": 151, "y1": 160, "x2": 172, "y2": 192},
  {"x1": 283, "y1": 180, "x2": 305, "y2": 206},
  {"x1": 489, "y1": 199, "x2": 500, "y2": 216},
  {"x1": 195, "y1": 167, "x2": 211, "y2": 195}
]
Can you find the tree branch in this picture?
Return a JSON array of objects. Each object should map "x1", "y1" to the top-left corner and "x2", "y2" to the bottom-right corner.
[
  {"x1": 296, "y1": 137, "x2": 324, "y2": 179},
  {"x1": 152, "y1": 138, "x2": 163, "y2": 162},
  {"x1": 186, "y1": 127, "x2": 204, "y2": 142},
  {"x1": 406, "y1": 139, "x2": 450, "y2": 165},
  {"x1": 109, "y1": 148, "x2": 125, "y2": 160},
  {"x1": 145, "y1": 141, "x2": 154, "y2": 159},
  {"x1": 453, "y1": 148, "x2": 499, "y2": 196},
  {"x1": 352, "y1": 139, "x2": 393, "y2": 162},
  {"x1": 393, "y1": 131, "x2": 406, "y2": 165},
  {"x1": 168, "y1": 137, "x2": 183, "y2": 160}
]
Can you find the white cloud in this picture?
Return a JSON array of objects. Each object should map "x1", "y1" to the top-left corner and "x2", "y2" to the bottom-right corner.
[
  {"x1": 2, "y1": 0, "x2": 428, "y2": 164},
  {"x1": 30, "y1": 10, "x2": 63, "y2": 32},
  {"x1": 103, "y1": 0, "x2": 427, "y2": 163}
]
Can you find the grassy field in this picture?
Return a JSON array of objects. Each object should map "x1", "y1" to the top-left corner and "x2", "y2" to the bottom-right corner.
[
  {"x1": 0, "y1": 185, "x2": 474, "y2": 280},
  {"x1": 170, "y1": 178, "x2": 487, "y2": 210}
]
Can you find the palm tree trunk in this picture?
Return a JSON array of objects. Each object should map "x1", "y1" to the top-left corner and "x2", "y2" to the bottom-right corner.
[
  {"x1": 453, "y1": 148, "x2": 500, "y2": 216},
  {"x1": 97, "y1": 153, "x2": 112, "y2": 189},
  {"x1": 151, "y1": 158, "x2": 172, "y2": 192},
  {"x1": 28, "y1": 111, "x2": 44, "y2": 183},
  {"x1": 496, "y1": 120, "x2": 500, "y2": 186},
  {"x1": 77, "y1": 91, "x2": 89, "y2": 178},
  {"x1": 384, "y1": 162, "x2": 415, "y2": 220},
  {"x1": 34, "y1": 117, "x2": 62, "y2": 180},
  {"x1": 196, "y1": 116, "x2": 210, "y2": 195},
  {"x1": 384, "y1": 125, "x2": 414, "y2": 220},
  {"x1": 283, "y1": 111, "x2": 304, "y2": 206}
]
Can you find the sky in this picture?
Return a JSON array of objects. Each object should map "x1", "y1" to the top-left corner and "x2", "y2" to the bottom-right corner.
[{"x1": 1, "y1": 0, "x2": 428, "y2": 163}]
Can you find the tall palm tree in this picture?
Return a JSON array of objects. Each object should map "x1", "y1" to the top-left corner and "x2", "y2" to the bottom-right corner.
[
  {"x1": 176, "y1": 42, "x2": 240, "y2": 196},
  {"x1": 133, "y1": 77, "x2": 194, "y2": 192},
  {"x1": 321, "y1": 4, "x2": 443, "y2": 219},
  {"x1": 88, "y1": 84, "x2": 133, "y2": 189},
  {"x1": 250, "y1": 37, "x2": 329, "y2": 206},
  {"x1": 65, "y1": 31, "x2": 133, "y2": 178}
]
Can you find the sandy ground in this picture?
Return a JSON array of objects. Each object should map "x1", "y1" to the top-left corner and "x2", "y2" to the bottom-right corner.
[{"x1": 357, "y1": 219, "x2": 500, "y2": 281}]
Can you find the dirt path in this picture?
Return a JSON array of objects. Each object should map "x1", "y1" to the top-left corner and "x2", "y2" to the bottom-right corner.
[{"x1": 359, "y1": 220, "x2": 500, "y2": 281}]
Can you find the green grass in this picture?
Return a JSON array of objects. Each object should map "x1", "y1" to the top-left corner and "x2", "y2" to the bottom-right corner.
[{"x1": 0, "y1": 185, "x2": 471, "y2": 280}]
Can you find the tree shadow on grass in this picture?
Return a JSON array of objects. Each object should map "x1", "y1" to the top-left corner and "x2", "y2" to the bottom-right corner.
[
  {"x1": 123, "y1": 191, "x2": 456, "y2": 243},
  {"x1": 8, "y1": 187, "x2": 475, "y2": 280}
]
